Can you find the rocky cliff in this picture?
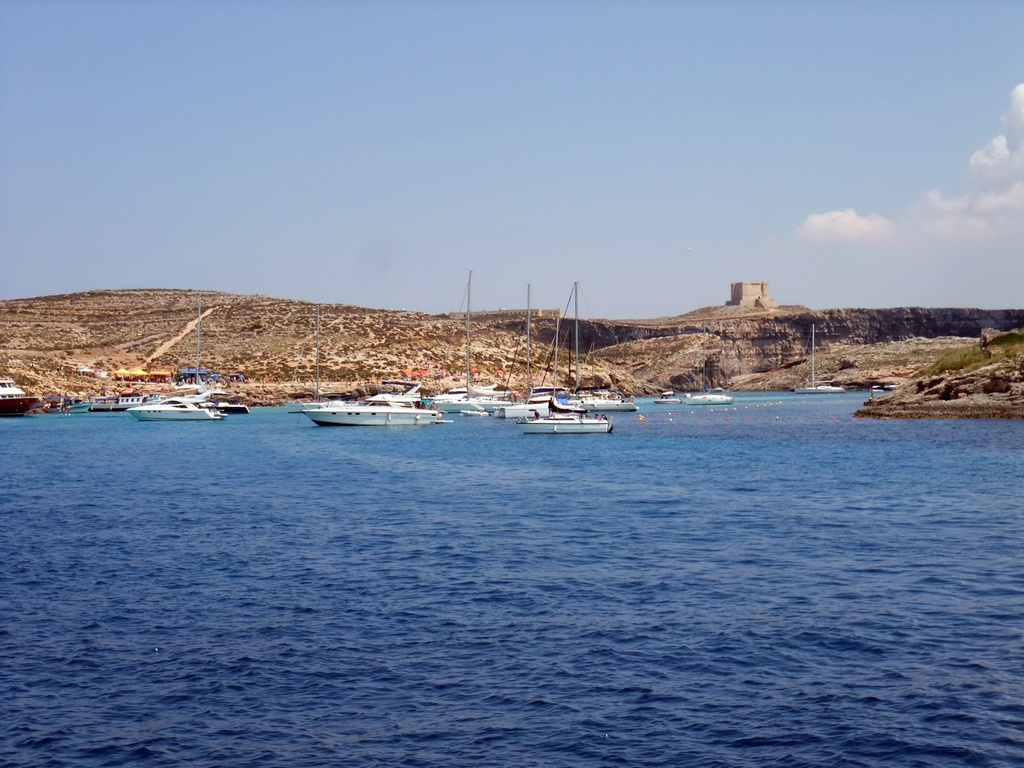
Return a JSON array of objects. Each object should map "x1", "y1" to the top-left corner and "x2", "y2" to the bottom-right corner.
[
  {"x1": 3, "y1": 290, "x2": 1024, "y2": 403},
  {"x1": 540, "y1": 305, "x2": 1024, "y2": 391}
]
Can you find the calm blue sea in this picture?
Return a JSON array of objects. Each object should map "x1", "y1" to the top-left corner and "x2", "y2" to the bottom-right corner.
[{"x1": 3, "y1": 393, "x2": 1023, "y2": 767}]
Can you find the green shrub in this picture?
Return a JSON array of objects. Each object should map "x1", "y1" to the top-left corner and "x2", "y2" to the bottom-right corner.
[
  {"x1": 921, "y1": 346, "x2": 987, "y2": 376},
  {"x1": 988, "y1": 331, "x2": 1024, "y2": 349}
]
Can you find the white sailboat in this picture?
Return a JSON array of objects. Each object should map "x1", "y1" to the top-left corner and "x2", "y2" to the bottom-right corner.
[
  {"x1": 430, "y1": 272, "x2": 514, "y2": 413},
  {"x1": 517, "y1": 397, "x2": 613, "y2": 434},
  {"x1": 683, "y1": 325, "x2": 734, "y2": 404},
  {"x1": 564, "y1": 284, "x2": 637, "y2": 412},
  {"x1": 517, "y1": 284, "x2": 614, "y2": 433},
  {"x1": 793, "y1": 323, "x2": 846, "y2": 394}
]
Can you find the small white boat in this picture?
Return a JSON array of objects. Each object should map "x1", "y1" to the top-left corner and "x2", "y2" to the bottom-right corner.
[
  {"x1": 571, "y1": 389, "x2": 639, "y2": 412},
  {"x1": 794, "y1": 384, "x2": 847, "y2": 394},
  {"x1": 653, "y1": 391, "x2": 682, "y2": 404},
  {"x1": 302, "y1": 401, "x2": 441, "y2": 426},
  {"x1": 683, "y1": 392, "x2": 735, "y2": 405},
  {"x1": 517, "y1": 412, "x2": 613, "y2": 434},
  {"x1": 516, "y1": 398, "x2": 613, "y2": 434},
  {"x1": 128, "y1": 398, "x2": 225, "y2": 421}
]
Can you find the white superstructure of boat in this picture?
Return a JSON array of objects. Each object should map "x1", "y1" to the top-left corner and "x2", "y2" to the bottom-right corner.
[
  {"x1": 0, "y1": 378, "x2": 41, "y2": 416},
  {"x1": 127, "y1": 398, "x2": 225, "y2": 421},
  {"x1": 428, "y1": 383, "x2": 515, "y2": 413},
  {"x1": 90, "y1": 391, "x2": 164, "y2": 411},
  {"x1": 653, "y1": 391, "x2": 682, "y2": 404}
]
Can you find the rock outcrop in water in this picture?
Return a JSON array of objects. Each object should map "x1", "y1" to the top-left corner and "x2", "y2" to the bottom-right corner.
[{"x1": 855, "y1": 329, "x2": 1024, "y2": 419}]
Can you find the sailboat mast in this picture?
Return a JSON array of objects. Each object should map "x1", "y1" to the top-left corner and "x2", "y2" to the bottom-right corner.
[
  {"x1": 526, "y1": 283, "x2": 532, "y2": 397},
  {"x1": 701, "y1": 323, "x2": 706, "y2": 391},
  {"x1": 553, "y1": 314, "x2": 560, "y2": 389},
  {"x1": 573, "y1": 282, "x2": 580, "y2": 391},
  {"x1": 195, "y1": 299, "x2": 202, "y2": 388},
  {"x1": 465, "y1": 271, "x2": 472, "y2": 392},
  {"x1": 810, "y1": 323, "x2": 816, "y2": 385},
  {"x1": 315, "y1": 304, "x2": 321, "y2": 402}
]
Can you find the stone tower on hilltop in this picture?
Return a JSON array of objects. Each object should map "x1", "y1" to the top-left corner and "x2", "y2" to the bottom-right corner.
[{"x1": 725, "y1": 281, "x2": 777, "y2": 309}]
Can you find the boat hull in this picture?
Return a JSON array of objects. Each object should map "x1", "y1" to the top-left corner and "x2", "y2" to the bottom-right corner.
[
  {"x1": 302, "y1": 407, "x2": 441, "y2": 426},
  {"x1": 683, "y1": 394, "x2": 734, "y2": 405},
  {"x1": 0, "y1": 396, "x2": 41, "y2": 416},
  {"x1": 517, "y1": 416, "x2": 613, "y2": 434},
  {"x1": 576, "y1": 400, "x2": 639, "y2": 412},
  {"x1": 793, "y1": 386, "x2": 846, "y2": 394}
]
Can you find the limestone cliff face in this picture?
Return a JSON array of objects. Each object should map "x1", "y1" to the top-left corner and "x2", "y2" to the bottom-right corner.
[{"x1": 557, "y1": 307, "x2": 1024, "y2": 389}]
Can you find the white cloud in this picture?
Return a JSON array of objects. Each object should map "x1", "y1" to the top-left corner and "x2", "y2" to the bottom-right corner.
[
  {"x1": 797, "y1": 83, "x2": 1024, "y2": 247},
  {"x1": 968, "y1": 83, "x2": 1024, "y2": 192},
  {"x1": 796, "y1": 208, "x2": 894, "y2": 242}
]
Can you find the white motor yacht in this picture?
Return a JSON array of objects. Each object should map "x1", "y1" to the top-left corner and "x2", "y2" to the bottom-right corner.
[
  {"x1": 302, "y1": 400, "x2": 441, "y2": 426},
  {"x1": 128, "y1": 397, "x2": 225, "y2": 421}
]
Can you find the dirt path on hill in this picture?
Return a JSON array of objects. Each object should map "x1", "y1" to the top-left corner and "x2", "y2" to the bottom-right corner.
[{"x1": 145, "y1": 306, "x2": 216, "y2": 364}]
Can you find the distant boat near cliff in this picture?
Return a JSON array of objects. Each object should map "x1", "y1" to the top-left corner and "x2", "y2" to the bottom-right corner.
[
  {"x1": 0, "y1": 378, "x2": 41, "y2": 416},
  {"x1": 793, "y1": 324, "x2": 847, "y2": 394}
]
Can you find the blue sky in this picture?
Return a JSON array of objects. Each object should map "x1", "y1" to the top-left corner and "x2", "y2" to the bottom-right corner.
[{"x1": 2, "y1": 1, "x2": 1022, "y2": 319}]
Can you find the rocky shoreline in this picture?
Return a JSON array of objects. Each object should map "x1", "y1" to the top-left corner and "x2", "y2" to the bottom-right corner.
[{"x1": 856, "y1": 330, "x2": 1024, "y2": 419}]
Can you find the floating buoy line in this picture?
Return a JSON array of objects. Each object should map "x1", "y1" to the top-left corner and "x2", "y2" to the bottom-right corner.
[{"x1": 634, "y1": 400, "x2": 800, "y2": 422}]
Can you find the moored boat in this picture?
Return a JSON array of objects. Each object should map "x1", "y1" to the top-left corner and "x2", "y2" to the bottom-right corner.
[
  {"x1": 653, "y1": 391, "x2": 682, "y2": 404},
  {"x1": 0, "y1": 378, "x2": 42, "y2": 416},
  {"x1": 683, "y1": 392, "x2": 735, "y2": 405},
  {"x1": 571, "y1": 389, "x2": 639, "y2": 412},
  {"x1": 516, "y1": 398, "x2": 613, "y2": 434},
  {"x1": 301, "y1": 400, "x2": 441, "y2": 426},
  {"x1": 793, "y1": 324, "x2": 847, "y2": 394},
  {"x1": 127, "y1": 397, "x2": 226, "y2": 421}
]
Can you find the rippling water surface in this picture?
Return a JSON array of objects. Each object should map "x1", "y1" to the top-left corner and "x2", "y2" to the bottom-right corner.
[{"x1": 3, "y1": 394, "x2": 1023, "y2": 767}]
